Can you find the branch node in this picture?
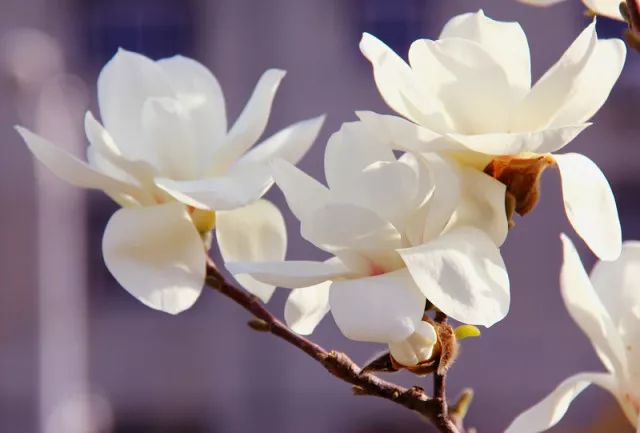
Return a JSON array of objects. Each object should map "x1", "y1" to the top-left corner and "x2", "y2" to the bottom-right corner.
[{"x1": 247, "y1": 318, "x2": 271, "y2": 332}]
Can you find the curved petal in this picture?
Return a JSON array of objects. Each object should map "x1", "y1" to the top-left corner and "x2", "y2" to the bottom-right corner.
[
  {"x1": 302, "y1": 203, "x2": 404, "y2": 273},
  {"x1": 226, "y1": 258, "x2": 350, "y2": 289},
  {"x1": 359, "y1": 33, "x2": 428, "y2": 124},
  {"x1": 512, "y1": 22, "x2": 624, "y2": 132},
  {"x1": 324, "y1": 121, "x2": 395, "y2": 191},
  {"x1": 560, "y1": 234, "x2": 627, "y2": 375},
  {"x1": 157, "y1": 55, "x2": 227, "y2": 164},
  {"x1": 102, "y1": 202, "x2": 206, "y2": 314},
  {"x1": 408, "y1": 37, "x2": 514, "y2": 134},
  {"x1": 582, "y1": 0, "x2": 625, "y2": 20},
  {"x1": 590, "y1": 241, "x2": 640, "y2": 385},
  {"x1": 214, "y1": 69, "x2": 285, "y2": 171},
  {"x1": 84, "y1": 111, "x2": 158, "y2": 194},
  {"x1": 97, "y1": 49, "x2": 172, "y2": 160},
  {"x1": 446, "y1": 123, "x2": 589, "y2": 156},
  {"x1": 141, "y1": 97, "x2": 198, "y2": 180},
  {"x1": 505, "y1": 372, "x2": 617, "y2": 433},
  {"x1": 236, "y1": 115, "x2": 324, "y2": 168},
  {"x1": 329, "y1": 268, "x2": 426, "y2": 343},
  {"x1": 388, "y1": 321, "x2": 437, "y2": 366},
  {"x1": 355, "y1": 111, "x2": 456, "y2": 153},
  {"x1": 271, "y1": 159, "x2": 330, "y2": 223},
  {"x1": 16, "y1": 126, "x2": 146, "y2": 207},
  {"x1": 555, "y1": 153, "x2": 621, "y2": 261},
  {"x1": 417, "y1": 154, "x2": 461, "y2": 243},
  {"x1": 445, "y1": 166, "x2": 508, "y2": 246},
  {"x1": 547, "y1": 36, "x2": 626, "y2": 128},
  {"x1": 154, "y1": 163, "x2": 272, "y2": 210},
  {"x1": 284, "y1": 281, "x2": 331, "y2": 335},
  {"x1": 216, "y1": 199, "x2": 286, "y2": 302},
  {"x1": 439, "y1": 10, "x2": 531, "y2": 95},
  {"x1": 399, "y1": 226, "x2": 510, "y2": 327}
]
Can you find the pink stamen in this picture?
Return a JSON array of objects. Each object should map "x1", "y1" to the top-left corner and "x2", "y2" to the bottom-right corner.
[
  {"x1": 625, "y1": 393, "x2": 640, "y2": 415},
  {"x1": 369, "y1": 263, "x2": 385, "y2": 276}
]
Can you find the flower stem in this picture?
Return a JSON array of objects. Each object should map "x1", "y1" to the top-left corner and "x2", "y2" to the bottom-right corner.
[{"x1": 205, "y1": 257, "x2": 465, "y2": 433}]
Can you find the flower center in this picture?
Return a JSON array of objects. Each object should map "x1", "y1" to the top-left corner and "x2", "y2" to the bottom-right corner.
[{"x1": 188, "y1": 206, "x2": 216, "y2": 235}]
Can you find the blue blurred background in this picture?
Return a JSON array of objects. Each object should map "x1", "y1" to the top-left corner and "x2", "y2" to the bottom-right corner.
[{"x1": 0, "y1": 0, "x2": 638, "y2": 432}]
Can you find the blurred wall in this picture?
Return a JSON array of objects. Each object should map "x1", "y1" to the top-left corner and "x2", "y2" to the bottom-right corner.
[{"x1": 0, "y1": 1, "x2": 638, "y2": 432}]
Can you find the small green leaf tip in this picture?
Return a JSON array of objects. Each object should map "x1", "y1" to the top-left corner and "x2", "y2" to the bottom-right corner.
[{"x1": 454, "y1": 325, "x2": 481, "y2": 341}]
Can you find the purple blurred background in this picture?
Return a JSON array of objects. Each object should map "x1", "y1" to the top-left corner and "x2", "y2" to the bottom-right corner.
[{"x1": 0, "y1": 0, "x2": 638, "y2": 432}]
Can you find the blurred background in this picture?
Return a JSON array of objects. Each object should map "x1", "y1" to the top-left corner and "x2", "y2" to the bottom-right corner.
[{"x1": 0, "y1": 0, "x2": 638, "y2": 432}]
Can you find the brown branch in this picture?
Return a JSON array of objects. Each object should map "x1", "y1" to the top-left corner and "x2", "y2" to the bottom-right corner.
[{"x1": 205, "y1": 257, "x2": 465, "y2": 433}]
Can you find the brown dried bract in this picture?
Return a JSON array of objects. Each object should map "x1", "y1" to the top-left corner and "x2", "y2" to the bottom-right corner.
[
  {"x1": 484, "y1": 154, "x2": 556, "y2": 217},
  {"x1": 621, "y1": 0, "x2": 640, "y2": 51}
]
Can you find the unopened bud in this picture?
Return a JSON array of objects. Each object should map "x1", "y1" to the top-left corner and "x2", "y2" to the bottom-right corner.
[{"x1": 388, "y1": 321, "x2": 437, "y2": 367}]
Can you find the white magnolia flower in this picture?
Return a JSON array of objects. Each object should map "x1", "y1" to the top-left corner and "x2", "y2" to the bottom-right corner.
[
  {"x1": 506, "y1": 235, "x2": 640, "y2": 433},
  {"x1": 18, "y1": 49, "x2": 324, "y2": 314},
  {"x1": 358, "y1": 10, "x2": 625, "y2": 261},
  {"x1": 518, "y1": 0, "x2": 625, "y2": 21},
  {"x1": 227, "y1": 122, "x2": 509, "y2": 364}
]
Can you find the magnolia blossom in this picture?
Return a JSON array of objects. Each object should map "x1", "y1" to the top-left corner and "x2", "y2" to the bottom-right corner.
[
  {"x1": 358, "y1": 10, "x2": 625, "y2": 261},
  {"x1": 227, "y1": 121, "x2": 509, "y2": 365},
  {"x1": 18, "y1": 49, "x2": 324, "y2": 313},
  {"x1": 506, "y1": 235, "x2": 640, "y2": 433},
  {"x1": 518, "y1": 0, "x2": 625, "y2": 21}
]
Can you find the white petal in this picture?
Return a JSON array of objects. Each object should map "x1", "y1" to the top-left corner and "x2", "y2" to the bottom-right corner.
[
  {"x1": 408, "y1": 38, "x2": 514, "y2": 134},
  {"x1": 157, "y1": 55, "x2": 227, "y2": 165},
  {"x1": 84, "y1": 112, "x2": 158, "y2": 194},
  {"x1": 560, "y1": 234, "x2": 627, "y2": 375},
  {"x1": 302, "y1": 203, "x2": 403, "y2": 273},
  {"x1": 399, "y1": 226, "x2": 509, "y2": 327},
  {"x1": 216, "y1": 199, "x2": 286, "y2": 302},
  {"x1": 154, "y1": 163, "x2": 272, "y2": 210},
  {"x1": 271, "y1": 159, "x2": 330, "y2": 223},
  {"x1": 16, "y1": 126, "x2": 145, "y2": 206},
  {"x1": 226, "y1": 258, "x2": 350, "y2": 289},
  {"x1": 547, "y1": 36, "x2": 626, "y2": 128},
  {"x1": 236, "y1": 115, "x2": 324, "y2": 167},
  {"x1": 513, "y1": 22, "x2": 625, "y2": 132},
  {"x1": 214, "y1": 69, "x2": 285, "y2": 170},
  {"x1": 97, "y1": 49, "x2": 172, "y2": 160},
  {"x1": 447, "y1": 124, "x2": 589, "y2": 156},
  {"x1": 415, "y1": 154, "x2": 462, "y2": 243},
  {"x1": 590, "y1": 241, "x2": 640, "y2": 383},
  {"x1": 141, "y1": 97, "x2": 198, "y2": 180},
  {"x1": 445, "y1": 166, "x2": 508, "y2": 246},
  {"x1": 329, "y1": 268, "x2": 426, "y2": 343},
  {"x1": 555, "y1": 153, "x2": 621, "y2": 260},
  {"x1": 505, "y1": 372, "x2": 617, "y2": 433},
  {"x1": 439, "y1": 10, "x2": 531, "y2": 95},
  {"x1": 324, "y1": 121, "x2": 395, "y2": 191},
  {"x1": 355, "y1": 111, "x2": 456, "y2": 153},
  {"x1": 284, "y1": 281, "x2": 331, "y2": 335},
  {"x1": 359, "y1": 33, "x2": 428, "y2": 124},
  {"x1": 388, "y1": 321, "x2": 437, "y2": 366},
  {"x1": 102, "y1": 202, "x2": 206, "y2": 314},
  {"x1": 582, "y1": 0, "x2": 625, "y2": 20}
]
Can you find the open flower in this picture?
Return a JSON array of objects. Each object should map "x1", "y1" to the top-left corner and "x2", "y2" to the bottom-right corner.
[
  {"x1": 227, "y1": 121, "x2": 509, "y2": 365},
  {"x1": 18, "y1": 49, "x2": 324, "y2": 313},
  {"x1": 506, "y1": 235, "x2": 640, "y2": 433},
  {"x1": 358, "y1": 10, "x2": 625, "y2": 260}
]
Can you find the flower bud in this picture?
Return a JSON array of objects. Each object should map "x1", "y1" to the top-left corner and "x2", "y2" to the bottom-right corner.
[{"x1": 388, "y1": 321, "x2": 437, "y2": 367}]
